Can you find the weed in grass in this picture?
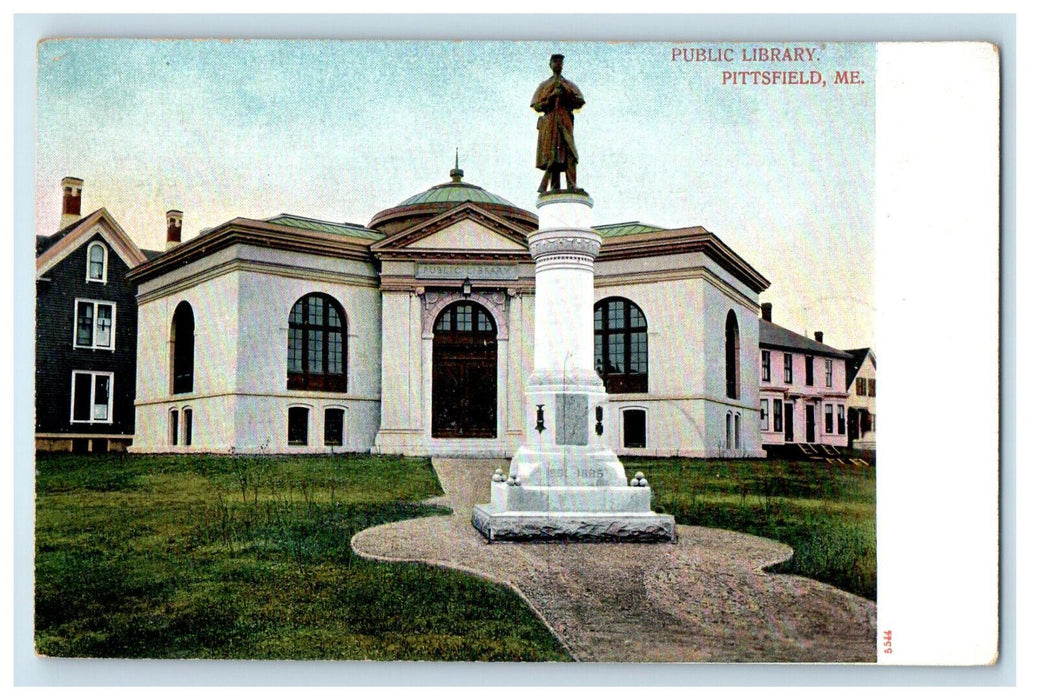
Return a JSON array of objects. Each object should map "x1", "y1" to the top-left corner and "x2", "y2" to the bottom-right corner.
[
  {"x1": 630, "y1": 458, "x2": 875, "y2": 600},
  {"x1": 35, "y1": 452, "x2": 570, "y2": 660}
]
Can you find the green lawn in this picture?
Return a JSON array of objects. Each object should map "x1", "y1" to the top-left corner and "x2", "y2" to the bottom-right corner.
[
  {"x1": 625, "y1": 458, "x2": 876, "y2": 600},
  {"x1": 34, "y1": 453, "x2": 569, "y2": 660}
]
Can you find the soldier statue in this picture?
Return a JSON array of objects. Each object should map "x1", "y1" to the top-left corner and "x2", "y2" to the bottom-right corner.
[{"x1": 531, "y1": 54, "x2": 585, "y2": 193}]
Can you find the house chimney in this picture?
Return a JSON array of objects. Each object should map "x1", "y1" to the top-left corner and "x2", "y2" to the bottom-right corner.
[
  {"x1": 60, "y1": 176, "x2": 84, "y2": 230},
  {"x1": 761, "y1": 302, "x2": 772, "y2": 322},
  {"x1": 166, "y1": 209, "x2": 183, "y2": 250},
  {"x1": 814, "y1": 331, "x2": 824, "y2": 343}
]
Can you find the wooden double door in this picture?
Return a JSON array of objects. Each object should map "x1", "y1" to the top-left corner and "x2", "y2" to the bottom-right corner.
[{"x1": 431, "y1": 302, "x2": 498, "y2": 438}]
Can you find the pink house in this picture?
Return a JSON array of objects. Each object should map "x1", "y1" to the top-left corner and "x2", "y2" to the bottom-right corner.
[{"x1": 758, "y1": 303, "x2": 851, "y2": 453}]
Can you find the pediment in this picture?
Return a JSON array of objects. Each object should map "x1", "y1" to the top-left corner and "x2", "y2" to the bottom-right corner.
[
  {"x1": 370, "y1": 202, "x2": 532, "y2": 256},
  {"x1": 409, "y1": 218, "x2": 527, "y2": 251}
]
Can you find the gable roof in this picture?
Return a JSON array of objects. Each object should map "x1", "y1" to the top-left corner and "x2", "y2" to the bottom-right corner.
[
  {"x1": 35, "y1": 208, "x2": 148, "y2": 278},
  {"x1": 844, "y1": 347, "x2": 876, "y2": 386},
  {"x1": 759, "y1": 318, "x2": 852, "y2": 359},
  {"x1": 370, "y1": 201, "x2": 532, "y2": 260}
]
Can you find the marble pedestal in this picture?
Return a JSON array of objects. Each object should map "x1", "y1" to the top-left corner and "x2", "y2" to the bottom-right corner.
[{"x1": 472, "y1": 191, "x2": 675, "y2": 543}]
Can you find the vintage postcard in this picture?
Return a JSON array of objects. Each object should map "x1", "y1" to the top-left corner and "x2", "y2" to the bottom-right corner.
[{"x1": 23, "y1": 32, "x2": 1001, "y2": 679}]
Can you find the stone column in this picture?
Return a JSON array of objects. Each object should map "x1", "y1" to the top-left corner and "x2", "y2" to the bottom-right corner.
[{"x1": 472, "y1": 192, "x2": 675, "y2": 542}]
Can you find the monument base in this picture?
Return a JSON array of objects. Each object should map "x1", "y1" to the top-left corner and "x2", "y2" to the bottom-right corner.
[{"x1": 472, "y1": 502, "x2": 675, "y2": 543}]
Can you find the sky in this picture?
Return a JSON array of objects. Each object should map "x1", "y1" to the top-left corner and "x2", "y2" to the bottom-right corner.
[{"x1": 36, "y1": 39, "x2": 874, "y2": 349}]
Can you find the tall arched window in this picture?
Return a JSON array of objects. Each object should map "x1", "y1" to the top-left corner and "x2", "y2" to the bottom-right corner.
[
  {"x1": 725, "y1": 310, "x2": 740, "y2": 399},
  {"x1": 594, "y1": 297, "x2": 648, "y2": 393},
  {"x1": 288, "y1": 293, "x2": 347, "y2": 392},
  {"x1": 171, "y1": 301, "x2": 195, "y2": 394},
  {"x1": 86, "y1": 241, "x2": 108, "y2": 283}
]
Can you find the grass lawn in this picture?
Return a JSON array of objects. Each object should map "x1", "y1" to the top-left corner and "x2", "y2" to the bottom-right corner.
[
  {"x1": 625, "y1": 458, "x2": 876, "y2": 600},
  {"x1": 34, "y1": 452, "x2": 569, "y2": 660}
]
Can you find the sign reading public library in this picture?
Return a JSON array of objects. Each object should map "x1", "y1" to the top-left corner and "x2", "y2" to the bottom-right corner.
[{"x1": 415, "y1": 263, "x2": 519, "y2": 281}]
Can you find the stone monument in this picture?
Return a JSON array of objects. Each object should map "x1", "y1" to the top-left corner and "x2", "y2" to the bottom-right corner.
[{"x1": 471, "y1": 56, "x2": 676, "y2": 542}]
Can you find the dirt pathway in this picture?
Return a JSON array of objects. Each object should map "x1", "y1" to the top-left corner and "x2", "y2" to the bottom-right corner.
[{"x1": 351, "y1": 458, "x2": 876, "y2": 662}]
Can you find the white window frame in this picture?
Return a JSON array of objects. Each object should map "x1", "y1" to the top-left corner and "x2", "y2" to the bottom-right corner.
[
  {"x1": 85, "y1": 241, "x2": 108, "y2": 283},
  {"x1": 760, "y1": 399, "x2": 769, "y2": 430},
  {"x1": 761, "y1": 350, "x2": 771, "y2": 382},
  {"x1": 170, "y1": 408, "x2": 180, "y2": 445},
  {"x1": 70, "y1": 370, "x2": 114, "y2": 424},
  {"x1": 825, "y1": 358, "x2": 833, "y2": 387},
  {"x1": 182, "y1": 406, "x2": 194, "y2": 447},
  {"x1": 620, "y1": 406, "x2": 648, "y2": 449},
  {"x1": 287, "y1": 404, "x2": 312, "y2": 447},
  {"x1": 73, "y1": 298, "x2": 116, "y2": 350}
]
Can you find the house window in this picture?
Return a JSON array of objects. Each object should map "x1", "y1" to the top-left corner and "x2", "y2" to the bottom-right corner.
[
  {"x1": 288, "y1": 294, "x2": 347, "y2": 392},
  {"x1": 86, "y1": 241, "x2": 108, "y2": 283},
  {"x1": 288, "y1": 406, "x2": 310, "y2": 446},
  {"x1": 725, "y1": 412, "x2": 732, "y2": 449},
  {"x1": 856, "y1": 377, "x2": 867, "y2": 396},
  {"x1": 70, "y1": 371, "x2": 113, "y2": 424},
  {"x1": 183, "y1": 408, "x2": 193, "y2": 446},
  {"x1": 734, "y1": 413, "x2": 741, "y2": 450},
  {"x1": 783, "y1": 353, "x2": 793, "y2": 383},
  {"x1": 74, "y1": 300, "x2": 115, "y2": 350},
  {"x1": 868, "y1": 378, "x2": 876, "y2": 397},
  {"x1": 725, "y1": 310, "x2": 740, "y2": 399},
  {"x1": 170, "y1": 409, "x2": 179, "y2": 445},
  {"x1": 324, "y1": 408, "x2": 344, "y2": 447},
  {"x1": 171, "y1": 301, "x2": 195, "y2": 394},
  {"x1": 622, "y1": 408, "x2": 647, "y2": 448},
  {"x1": 805, "y1": 355, "x2": 814, "y2": 386},
  {"x1": 594, "y1": 297, "x2": 648, "y2": 393},
  {"x1": 773, "y1": 399, "x2": 783, "y2": 432},
  {"x1": 760, "y1": 400, "x2": 769, "y2": 430},
  {"x1": 825, "y1": 358, "x2": 833, "y2": 387},
  {"x1": 825, "y1": 404, "x2": 834, "y2": 434},
  {"x1": 761, "y1": 350, "x2": 771, "y2": 382},
  {"x1": 837, "y1": 405, "x2": 846, "y2": 435}
]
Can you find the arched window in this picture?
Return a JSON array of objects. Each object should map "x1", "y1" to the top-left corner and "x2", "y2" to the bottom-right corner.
[
  {"x1": 288, "y1": 293, "x2": 347, "y2": 392},
  {"x1": 594, "y1": 297, "x2": 648, "y2": 393},
  {"x1": 725, "y1": 310, "x2": 740, "y2": 399},
  {"x1": 86, "y1": 241, "x2": 107, "y2": 283},
  {"x1": 734, "y1": 413, "x2": 741, "y2": 450},
  {"x1": 171, "y1": 301, "x2": 195, "y2": 395}
]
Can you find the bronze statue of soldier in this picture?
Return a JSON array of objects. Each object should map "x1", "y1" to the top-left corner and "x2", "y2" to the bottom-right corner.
[{"x1": 532, "y1": 54, "x2": 585, "y2": 193}]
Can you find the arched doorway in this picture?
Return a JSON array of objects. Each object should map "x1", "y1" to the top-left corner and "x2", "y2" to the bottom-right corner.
[{"x1": 432, "y1": 301, "x2": 497, "y2": 438}]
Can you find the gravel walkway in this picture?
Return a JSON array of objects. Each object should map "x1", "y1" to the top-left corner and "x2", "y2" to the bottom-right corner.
[{"x1": 351, "y1": 458, "x2": 877, "y2": 662}]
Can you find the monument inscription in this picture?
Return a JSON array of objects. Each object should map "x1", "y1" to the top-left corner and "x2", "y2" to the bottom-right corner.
[{"x1": 556, "y1": 393, "x2": 589, "y2": 446}]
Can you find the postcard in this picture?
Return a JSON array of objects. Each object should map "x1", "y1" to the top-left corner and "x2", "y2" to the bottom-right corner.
[{"x1": 24, "y1": 35, "x2": 1000, "y2": 676}]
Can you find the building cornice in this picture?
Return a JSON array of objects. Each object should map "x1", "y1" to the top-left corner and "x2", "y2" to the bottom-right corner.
[
  {"x1": 137, "y1": 257, "x2": 378, "y2": 304},
  {"x1": 598, "y1": 227, "x2": 770, "y2": 294},
  {"x1": 128, "y1": 218, "x2": 376, "y2": 284},
  {"x1": 594, "y1": 266, "x2": 759, "y2": 312}
]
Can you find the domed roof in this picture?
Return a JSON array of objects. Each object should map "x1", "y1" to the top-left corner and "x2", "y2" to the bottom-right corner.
[{"x1": 368, "y1": 166, "x2": 538, "y2": 235}]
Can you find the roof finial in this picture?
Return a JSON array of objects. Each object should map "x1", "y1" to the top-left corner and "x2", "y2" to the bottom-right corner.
[{"x1": 450, "y1": 148, "x2": 464, "y2": 183}]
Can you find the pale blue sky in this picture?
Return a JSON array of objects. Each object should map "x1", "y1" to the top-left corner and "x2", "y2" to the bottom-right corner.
[{"x1": 37, "y1": 39, "x2": 874, "y2": 348}]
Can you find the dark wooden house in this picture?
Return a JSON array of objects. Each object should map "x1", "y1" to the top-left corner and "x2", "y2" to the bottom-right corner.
[{"x1": 35, "y1": 177, "x2": 156, "y2": 452}]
